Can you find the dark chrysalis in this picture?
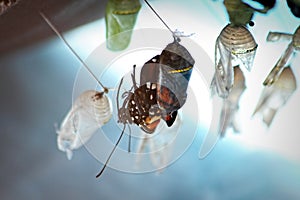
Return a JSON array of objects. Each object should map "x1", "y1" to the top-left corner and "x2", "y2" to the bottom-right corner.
[
  {"x1": 157, "y1": 40, "x2": 195, "y2": 115},
  {"x1": 0, "y1": 0, "x2": 19, "y2": 15},
  {"x1": 287, "y1": 0, "x2": 300, "y2": 18},
  {"x1": 252, "y1": 0, "x2": 276, "y2": 10},
  {"x1": 223, "y1": 0, "x2": 276, "y2": 26},
  {"x1": 138, "y1": 52, "x2": 182, "y2": 129},
  {"x1": 142, "y1": 0, "x2": 195, "y2": 125}
]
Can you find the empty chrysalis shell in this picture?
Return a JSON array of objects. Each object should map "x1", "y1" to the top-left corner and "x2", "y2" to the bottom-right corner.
[
  {"x1": 292, "y1": 25, "x2": 300, "y2": 50},
  {"x1": 219, "y1": 66, "x2": 246, "y2": 137},
  {"x1": 219, "y1": 24, "x2": 258, "y2": 71},
  {"x1": 228, "y1": 65, "x2": 246, "y2": 103},
  {"x1": 56, "y1": 90, "x2": 112, "y2": 160},
  {"x1": 253, "y1": 66, "x2": 297, "y2": 127},
  {"x1": 212, "y1": 24, "x2": 257, "y2": 98},
  {"x1": 276, "y1": 66, "x2": 297, "y2": 90},
  {"x1": 105, "y1": 0, "x2": 141, "y2": 51},
  {"x1": 263, "y1": 25, "x2": 299, "y2": 86}
]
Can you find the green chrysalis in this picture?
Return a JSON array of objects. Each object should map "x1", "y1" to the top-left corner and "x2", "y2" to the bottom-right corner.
[{"x1": 105, "y1": 0, "x2": 141, "y2": 51}]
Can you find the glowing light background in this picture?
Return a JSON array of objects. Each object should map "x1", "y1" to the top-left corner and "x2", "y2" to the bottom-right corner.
[
  {"x1": 67, "y1": 0, "x2": 300, "y2": 162},
  {"x1": 0, "y1": 0, "x2": 299, "y2": 199}
]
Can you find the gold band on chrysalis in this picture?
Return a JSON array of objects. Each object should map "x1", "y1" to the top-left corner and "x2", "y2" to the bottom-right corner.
[
  {"x1": 168, "y1": 66, "x2": 193, "y2": 74},
  {"x1": 113, "y1": 8, "x2": 141, "y2": 15}
]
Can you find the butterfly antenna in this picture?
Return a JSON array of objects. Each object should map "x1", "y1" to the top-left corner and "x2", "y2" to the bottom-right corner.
[
  {"x1": 39, "y1": 11, "x2": 109, "y2": 93},
  {"x1": 116, "y1": 77, "x2": 124, "y2": 114},
  {"x1": 96, "y1": 124, "x2": 126, "y2": 178},
  {"x1": 128, "y1": 125, "x2": 132, "y2": 153}
]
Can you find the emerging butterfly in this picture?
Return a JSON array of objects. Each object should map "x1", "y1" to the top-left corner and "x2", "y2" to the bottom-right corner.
[
  {"x1": 96, "y1": 0, "x2": 195, "y2": 178},
  {"x1": 116, "y1": 0, "x2": 194, "y2": 135},
  {"x1": 117, "y1": 56, "x2": 165, "y2": 134}
]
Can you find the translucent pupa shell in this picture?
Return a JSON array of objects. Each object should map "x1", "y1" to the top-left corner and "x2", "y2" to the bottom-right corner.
[
  {"x1": 211, "y1": 24, "x2": 257, "y2": 98},
  {"x1": 253, "y1": 66, "x2": 297, "y2": 127},
  {"x1": 292, "y1": 26, "x2": 300, "y2": 50},
  {"x1": 218, "y1": 66, "x2": 246, "y2": 136},
  {"x1": 263, "y1": 26, "x2": 300, "y2": 86},
  {"x1": 218, "y1": 24, "x2": 258, "y2": 70},
  {"x1": 56, "y1": 90, "x2": 112, "y2": 160},
  {"x1": 105, "y1": 0, "x2": 141, "y2": 51},
  {"x1": 203, "y1": 66, "x2": 246, "y2": 156},
  {"x1": 135, "y1": 114, "x2": 182, "y2": 173}
]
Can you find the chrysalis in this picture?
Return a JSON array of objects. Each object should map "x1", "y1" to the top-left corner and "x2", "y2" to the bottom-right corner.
[
  {"x1": 56, "y1": 90, "x2": 112, "y2": 160},
  {"x1": 39, "y1": 13, "x2": 115, "y2": 178},
  {"x1": 105, "y1": 0, "x2": 141, "y2": 51},
  {"x1": 211, "y1": 24, "x2": 257, "y2": 98},
  {"x1": 253, "y1": 66, "x2": 297, "y2": 127},
  {"x1": 157, "y1": 39, "x2": 195, "y2": 114},
  {"x1": 263, "y1": 26, "x2": 300, "y2": 86},
  {"x1": 287, "y1": 0, "x2": 300, "y2": 18},
  {"x1": 218, "y1": 66, "x2": 246, "y2": 137},
  {"x1": 223, "y1": 0, "x2": 276, "y2": 26}
]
